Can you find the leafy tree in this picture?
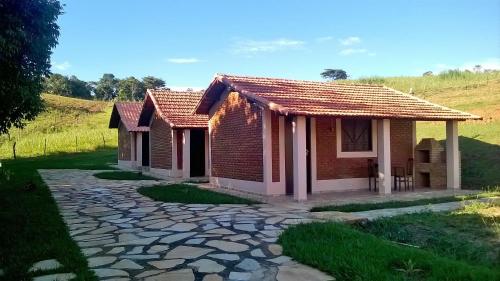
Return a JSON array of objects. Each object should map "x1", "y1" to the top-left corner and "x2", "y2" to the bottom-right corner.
[
  {"x1": 68, "y1": 75, "x2": 91, "y2": 99},
  {"x1": 95, "y1": 73, "x2": 119, "y2": 100},
  {"x1": 43, "y1": 74, "x2": 71, "y2": 96},
  {"x1": 0, "y1": 0, "x2": 63, "y2": 133},
  {"x1": 142, "y1": 76, "x2": 166, "y2": 89},
  {"x1": 321, "y1": 69, "x2": 348, "y2": 80},
  {"x1": 118, "y1": 77, "x2": 145, "y2": 101}
]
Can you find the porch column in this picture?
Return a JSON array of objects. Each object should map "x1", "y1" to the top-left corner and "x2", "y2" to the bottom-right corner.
[
  {"x1": 377, "y1": 119, "x2": 391, "y2": 194},
  {"x1": 204, "y1": 130, "x2": 209, "y2": 176},
  {"x1": 293, "y1": 116, "x2": 307, "y2": 201},
  {"x1": 172, "y1": 130, "x2": 179, "y2": 176},
  {"x1": 136, "y1": 132, "x2": 143, "y2": 167},
  {"x1": 446, "y1": 120, "x2": 460, "y2": 189},
  {"x1": 130, "y1": 132, "x2": 136, "y2": 167},
  {"x1": 182, "y1": 129, "x2": 191, "y2": 178}
]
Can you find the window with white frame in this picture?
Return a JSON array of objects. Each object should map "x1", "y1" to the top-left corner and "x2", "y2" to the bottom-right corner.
[{"x1": 336, "y1": 119, "x2": 377, "y2": 158}]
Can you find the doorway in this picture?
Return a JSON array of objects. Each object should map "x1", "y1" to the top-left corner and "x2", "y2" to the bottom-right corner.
[
  {"x1": 190, "y1": 129, "x2": 206, "y2": 177},
  {"x1": 142, "y1": 132, "x2": 150, "y2": 167}
]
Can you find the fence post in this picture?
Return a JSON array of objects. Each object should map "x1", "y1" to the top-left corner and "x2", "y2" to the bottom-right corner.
[
  {"x1": 44, "y1": 138, "x2": 47, "y2": 156},
  {"x1": 75, "y1": 136, "x2": 78, "y2": 152},
  {"x1": 101, "y1": 133, "x2": 106, "y2": 147},
  {"x1": 12, "y1": 142, "x2": 16, "y2": 159}
]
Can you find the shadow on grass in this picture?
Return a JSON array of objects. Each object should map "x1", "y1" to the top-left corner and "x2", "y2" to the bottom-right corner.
[{"x1": 453, "y1": 137, "x2": 500, "y2": 189}]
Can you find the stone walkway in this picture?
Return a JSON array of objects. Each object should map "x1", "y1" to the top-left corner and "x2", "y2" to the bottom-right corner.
[{"x1": 39, "y1": 170, "x2": 333, "y2": 281}]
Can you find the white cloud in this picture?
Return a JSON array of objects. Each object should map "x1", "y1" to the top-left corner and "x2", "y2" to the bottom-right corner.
[
  {"x1": 167, "y1": 58, "x2": 200, "y2": 64},
  {"x1": 339, "y1": 36, "x2": 361, "y2": 46},
  {"x1": 231, "y1": 38, "x2": 305, "y2": 54},
  {"x1": 52, "y1": 61, "x2": 71, "y2": 71},
  {"x1": 339, "y1": 48, "x2": 367, "y2": 56},
  {"x1": 316, "y1": 36, "x2": 334, "y2": 43}
]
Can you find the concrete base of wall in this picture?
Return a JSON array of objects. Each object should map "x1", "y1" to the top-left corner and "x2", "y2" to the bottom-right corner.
[
  {"x1": 210, "y1": 177, "x2": 267, "y2": 195},
  {"x1": 118, "y1": 160, "x2": 136, "y2": 170}
]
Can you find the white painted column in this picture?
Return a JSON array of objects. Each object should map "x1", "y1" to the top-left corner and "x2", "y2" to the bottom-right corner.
[
  {"x1": 377, "y1": 119, "x2": 392, "y2": 194},
  {"x1": 172, "y1": 130, "x2": 179, "y2": 177},
  {"x1": 182, "y1": 129, "x2": 191, "y2": 179},
  {"x1": 262, "y1": 109, "x2": 273, "y2": 194},
  {"x1": 293, "y1": 116, "x2": 307, "y2": 201},
  {"x1": 208, "y1": 122, "x2": 212, "y2": 177},
  {"x1": 204, "y1": 130, "x2": 209, "y2": 176},
  {"x1": 136, "y1": 132, "x2": 143, "y2": 167},
  {"x1": 278, "y1": 116, "x2": 286, "y2": 193},
  {"x1": 446, "y1": 120, "x2": 460, "y2": 189}
]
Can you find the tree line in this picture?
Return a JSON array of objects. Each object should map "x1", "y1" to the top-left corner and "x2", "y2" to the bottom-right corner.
[{"x1": 43, "y1": 73, "x2": 166, "y2": 101}]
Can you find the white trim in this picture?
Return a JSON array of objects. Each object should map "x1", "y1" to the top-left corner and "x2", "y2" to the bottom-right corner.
[
  {"x1": 208, "y1": 122, "x2": 212, "y2": 177},
  {"x1": 278, "y1": 115, "x2": 286, "y2": 189},
  {"x1": 293, "y1": 116, "x2": 307, "y2": 201},
  {"x1": 118, "y1": 160, "x2": 135, "y2": 169},
  {"x1": 446, "y1": 120, "x2": 460, "y2": 189},
  {"x1": 336, "y1": 119, "x2": 378, "y2": 158},
  {"x1": 377, "y1": 119, "x2": 391, "y2": 194},
  {"x1": 171, "y1": 130, "x2": 182, "y2": 177},
  {"x1": 182, "y1": 129, "x2": 191, "y2": 178},
  {"x1": 136, "y1": 132, "x2": 143, "y2": 168},
  {"x1": 210, "y1": 176, "x2": 266, "y2": 195},
  {"x1": 204, "y1": 129, "x2": 209, "y2": 176},
  {"x1": 314, "y1": 178, "x2": 371, "y2": 192}
]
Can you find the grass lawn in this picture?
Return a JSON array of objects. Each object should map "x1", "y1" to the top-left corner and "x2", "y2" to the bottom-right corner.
[
  {"x1": 138, "y1": 184, "x2": 259, "y2": 205},
  {"x1": 280, "y1": 201, "x2": 499, "y2": 281},
  {"x1": 94, "y1": 171, "x2": 158, "y2": 180},
  {"x1": 311, "y1": 189, "x2": 499, "y2": 212},
  {"x1": 0, "y1": 149, "x2": 116, "y2": 281},
  {"x1": 356, "y1": 201, "x2": 500, "y2": 269}
]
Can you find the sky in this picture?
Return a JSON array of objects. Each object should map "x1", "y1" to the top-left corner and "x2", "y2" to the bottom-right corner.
[{"x1": 51, "y1": 0, "x2": 500, "y2": 89}]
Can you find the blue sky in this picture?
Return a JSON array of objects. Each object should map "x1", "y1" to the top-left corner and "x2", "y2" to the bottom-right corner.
[{"x1": 51, "y1": 0, "x2": 500, "y2": 89}]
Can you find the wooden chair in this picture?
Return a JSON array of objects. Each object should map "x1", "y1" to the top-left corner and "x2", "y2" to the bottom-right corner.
[
  {"x1": 393, "y1": 166, "x2": 407, "y2": 191},
  {"x1": 367, "y1": 159, "x2": 378, "y2": 192},
  {"x1": 406, "y1": 158, "x2": 415, "y2": 191}
]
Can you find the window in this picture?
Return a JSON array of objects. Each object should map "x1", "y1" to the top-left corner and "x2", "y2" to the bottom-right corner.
[{"x1": 336, "y1": 119, "x2": 377, "y2": 158}]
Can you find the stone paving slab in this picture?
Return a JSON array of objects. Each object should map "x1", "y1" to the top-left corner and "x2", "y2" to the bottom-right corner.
[{"x1": 40, "y1": 169, "x2": 333, "y2": 281}]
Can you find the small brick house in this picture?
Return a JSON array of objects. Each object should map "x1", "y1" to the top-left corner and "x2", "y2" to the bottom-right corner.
[
  {"x1": 138, "y1": 89, "x2": 209, "y2": 179},
  {"x1": 195, "y1": 74, "x2": 480, "y2": 200},
  {"x1": 109, "y1": 102, "x2": 150, "y2": 169}
]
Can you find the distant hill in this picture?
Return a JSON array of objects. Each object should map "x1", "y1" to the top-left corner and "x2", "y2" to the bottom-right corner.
[{"x1": 0, "y1": 94, "x2": 116, "y2": 158}]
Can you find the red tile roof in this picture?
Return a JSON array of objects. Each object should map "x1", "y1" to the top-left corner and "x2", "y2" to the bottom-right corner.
[
  {"x1": 195, "y1": 74, "x2": 481, "y2": 121},
  {"x1": 139, "y1": 89, "x2": 208, "y2": 128},
  {"x1": 109, "y1": 102, "x2": 149, "y2": 132}
]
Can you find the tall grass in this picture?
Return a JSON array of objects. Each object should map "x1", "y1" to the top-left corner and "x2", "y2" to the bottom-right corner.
[{"x1": 0, "y1": 94, "x2": 117, "y2": 158}]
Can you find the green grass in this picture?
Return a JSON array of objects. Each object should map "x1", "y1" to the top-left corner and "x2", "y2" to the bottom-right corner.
[
  {"x1": 94, "y1": 171, "x2": 158, "y2": 180},
  {"x1": 355, "y1": 201, "x2": 500, "y2": 269},
  {"x1": 138, "y1": 184, "x2": 259, "y2": 204},
  {"x1": 0, "y1": 149, "x2": 116, "y2": 281},
  {"x1": 347, "y1": 71, "x2": 500, "y2": 189},
  {"x1": 311, "y1": 189, "x2": 499, "y2": 212},
  {"x1": 279, "y1": 222, "x2": 499, "y2": 281},
  {"x1": 0, "y1": 94, "x2": 117, "y2": 158}
]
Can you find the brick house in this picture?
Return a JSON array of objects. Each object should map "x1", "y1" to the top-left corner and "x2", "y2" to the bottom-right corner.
[
  {"x1": 194, "y1": 74, "x2": 480, "y2": 200},
  {"x1": 138, "y1": 89, "x2": 209, "y2": 179},
  {"x1": 109, "y1": 102, "x2": 150, "y2": 169}
]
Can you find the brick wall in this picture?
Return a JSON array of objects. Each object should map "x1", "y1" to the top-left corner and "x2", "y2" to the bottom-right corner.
[
  {"x1": 118, "y1": 121, "x2": 131, "y2": 161},
  {"x1": 150, "y1": 112, "x2": 172, "y2": 169},
  {"x1": 210, "y1": 92, "x2": 263, "y2": 182},
  {"x1": 271, "y1": 112, "x2": 280, "y2": 182},
  {"x1": 316, "y1": 118, "x2": 413, "y2": 179}
]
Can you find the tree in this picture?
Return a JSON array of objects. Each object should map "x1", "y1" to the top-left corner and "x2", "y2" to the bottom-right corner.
[
  {"x1": 95, "y1": 74, "x2": 119, "y2": 100},
  {"x1": 321, "y1": 69, "x2": 348, "y2": 80},
  {"x1": 118, "y1": 77, "x2": 145, "y2": 101},
  {"x1": 142, "y1": 76, "x2": 166, "y2": 90},
  {"x1": 43, "y1": 74, "x2": 71, "y2": 96},
  {"x1": 0, "y1": 0, "x2": 63, "y2": 134},
  {"x1": 422, "y1": 71, "x2": 433, "y2": 76},
  {"x1": 68, "y1": 75, "x2": 91, "y2": 99}
]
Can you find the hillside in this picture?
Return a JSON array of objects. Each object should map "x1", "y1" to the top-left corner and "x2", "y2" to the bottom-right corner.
[{"x1": 0, "y1": 94, "x2": 117, "y2": 158}]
